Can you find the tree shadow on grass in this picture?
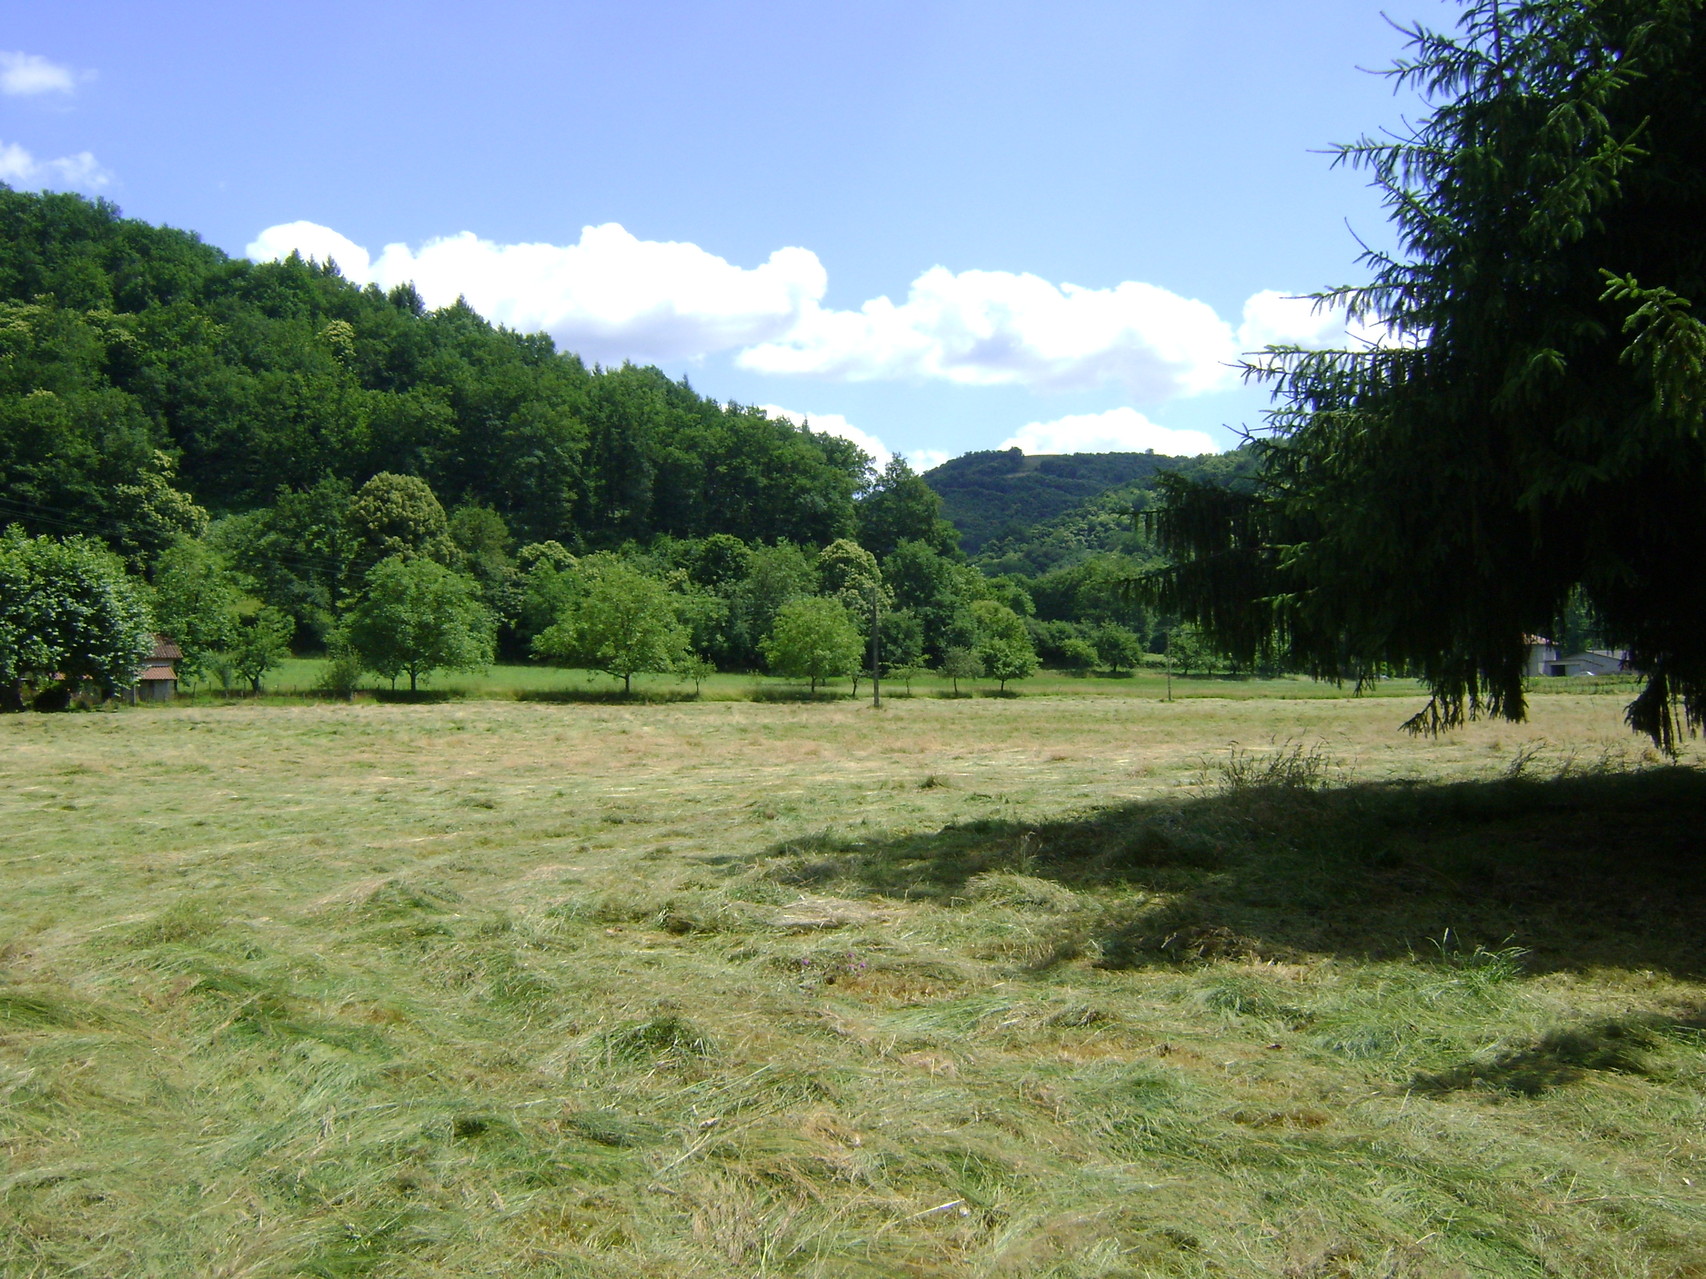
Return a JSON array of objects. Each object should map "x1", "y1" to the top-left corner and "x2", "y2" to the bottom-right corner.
[
  {"x1": 743, "y1": 765, "x2": 1706, "y2": 981},
  {"x1": 516, "y1": 687, "x2": 700, "y2": 705},
  {"x1": 749, "y1": 686, "x2": 852, "y2": 703},
  {"x1": 1410, "y1": 1011, "x2": 1706, "y2": 1096}
]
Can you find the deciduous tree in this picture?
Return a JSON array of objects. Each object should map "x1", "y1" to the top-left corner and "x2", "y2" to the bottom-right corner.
[
  {"x1": 0, "y1": 526, "x2": 154, "y2": 707},
  {"x1": 762, "y1": 596, "x2": 863, "y2": 692},
  {"x1": 345, "y1": 555, "x2": 494, "y2": 692},
  {"x1": 532, "y1": 557, "x2": 690, "y2": 694}
]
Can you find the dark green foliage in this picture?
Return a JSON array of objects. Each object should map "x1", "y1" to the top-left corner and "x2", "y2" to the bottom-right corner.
[
  {"x1": 1143, "y1": 0, "x2": 1706, "y2": 749},
  {"x1": 924, "y1": 447, "x2": 1194, "y2": 554},
  {"x1": 856, "y1": 456, "x2": 959, "y2": 560},
  {"x1": 211, "y1": 477, "x2": 352, "y2": 648}
]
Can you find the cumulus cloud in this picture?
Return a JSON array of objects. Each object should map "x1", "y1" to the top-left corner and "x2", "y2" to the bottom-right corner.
[
  {"x1": 999, "y1": 407, "x2": 1219, "y2": 457},
  {"x1": 739, "y1": 267, "x2": 1240, "y2": 398},
  {"x1": 1237, "y1": 289, "x2": 1397, "y2": 353},
  {"x1": 245, "y1": 218, "x2": 1394, "y2": 399},
  {"x1": 758, "y1": 404, "x2": 890, "y2": 468},
  {"x1": 0, "y1": 52, "x2": 77, "y2": 96},
  {"x1": 247, "y1": 220, "x2": 826, "y2": 366},
  {"x1": 757, "y1": 405, "x2": 948, "y2": 474},
  {"x1": 0, "y1": 140, "x2": 110, "y2": 190},
  {"x1": 907, "y1": 449, "x2": 952, "y2": 473}
]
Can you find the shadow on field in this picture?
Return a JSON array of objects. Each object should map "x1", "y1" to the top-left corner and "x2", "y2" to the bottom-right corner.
[
  {"x1": 515, "y1": 687, "x2": 700, "y2": 704},
  {"x1": 1411, "y1": 1010, "x2": 1706, "y2": 1096},
  {"x1": 750, "y1": 766, "x2": 1706, "y2": 979},
  {"x1": 749, "y1": 686, "x2": 854, "y2": 703}
]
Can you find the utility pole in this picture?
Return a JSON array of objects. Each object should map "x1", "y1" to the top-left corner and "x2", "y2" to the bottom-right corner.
[{"x1": 869, "y1": 584, "x2": 881, "y2": 708}]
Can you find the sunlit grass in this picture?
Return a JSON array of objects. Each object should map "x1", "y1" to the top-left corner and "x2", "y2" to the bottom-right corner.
[{"x1": 2, "y1": 691, "x2": 1702, "y2": 1275}]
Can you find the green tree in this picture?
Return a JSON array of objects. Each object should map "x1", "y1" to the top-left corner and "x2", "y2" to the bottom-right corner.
[
  {"x1": 728, "y1": 541, "x2": 816, "y2": 669},
  {"x1": 345, "y1": 472, "x2": 456, "y2": 581},
  {"x1": 939, "y1": 646, "x2": 983, "y2": 695},
  {"x1": 1092, "y1": 623, "x2": 1146, "y2": 673},
  {"x1": 856, "y1": 456, "x2": 959, "y2": 560},
  {"x1": 228, "y1": 606, "x2": 295, "y2": 693},
  {"x1": 762, "y1": 596, "x2": 863, "y2": 692},
  {"x1": 532, "y1": 557, "x2": 689, "y2": 694},
  {"x1": 0, "y1": 526, "x2": 154, "y2": 707},
  {"x1": 149, "y1": 538, "x2": 237, "y2": 683},
  {"x1": 1144, "y1": 0, "x2": 1706, "y2": 750},
  {"x1": 345, "y1": 555, "x2": 494, "y2": 691},
  {"x1": 970, "y1": 599, "x2": 1038, "y2": 692}
]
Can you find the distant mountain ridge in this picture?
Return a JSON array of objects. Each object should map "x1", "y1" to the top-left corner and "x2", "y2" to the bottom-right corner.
[{"x1": 921, "y1": 447, "x2": 1197, "y2": 552}]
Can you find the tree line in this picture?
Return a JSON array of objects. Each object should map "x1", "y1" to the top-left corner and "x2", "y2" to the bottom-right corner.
[{"x1": 0, "y1": 186, "x2": 1237, "y2": 703}]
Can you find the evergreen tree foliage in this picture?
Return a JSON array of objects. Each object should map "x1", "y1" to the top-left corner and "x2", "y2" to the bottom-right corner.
[{"x1": 1143, "y1": 0, "x2": 1706, "y2": 748}]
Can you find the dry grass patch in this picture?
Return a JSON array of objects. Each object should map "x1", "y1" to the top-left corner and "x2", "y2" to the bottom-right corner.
[{"x1": 1, "y1": 692, "x2": 1704, "y2": 1276}]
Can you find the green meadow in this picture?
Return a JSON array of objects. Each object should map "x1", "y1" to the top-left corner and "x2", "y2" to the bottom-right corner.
[{"x1": 4, "y1": 686, "x2": 1705, "y2": 1277}]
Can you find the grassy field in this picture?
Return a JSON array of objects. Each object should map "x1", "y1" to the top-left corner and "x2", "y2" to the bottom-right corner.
[{"x1": 3, "y1": 689, "x2": 1705, "y2": 1276}]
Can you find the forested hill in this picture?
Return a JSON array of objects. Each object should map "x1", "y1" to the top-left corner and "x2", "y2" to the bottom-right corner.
[
  {"x1": 0, "y1": 187, "x2": 866, "y2": 554},
  {"x1": 922, "y1": 447, "x2": 1208, "y2": 552},
  {"x1": 971, "y1": 448, "x2": 1261, "y2": 577}
]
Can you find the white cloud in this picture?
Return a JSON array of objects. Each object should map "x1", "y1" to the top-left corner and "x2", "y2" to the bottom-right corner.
[
  {"x1": 1237, "y1": 289, "x2": 1397, "y2": 353},
  {"x1": 0, "y1": 140, "x2": 110, "y2": 189},
  {"x1": 245, "y1": 218, "x2": 1394, "y2": 398},
  {"x1": 247, "y1": 220, "x2": 826, "y2": 366},
  {"x1": 0, "y1": 52, "x2": 77, "y2": 96},
  {"x1": 999, "y1": 407, "x2": 1219, "y2": 457},
  {"x1": 906, "y1": 448, "x2": 951, "y2": 473},
  {"x1": 739, "y1": 266, "x2": 1240, "y2": 398},
  {"x1": 759, "y1": 404, "x2": 891, "y2": 469}
]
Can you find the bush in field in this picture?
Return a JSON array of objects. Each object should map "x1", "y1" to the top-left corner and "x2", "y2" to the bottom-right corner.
[{"x1": 1058, "y1": 636, "x2": 1099, "y2": 673}]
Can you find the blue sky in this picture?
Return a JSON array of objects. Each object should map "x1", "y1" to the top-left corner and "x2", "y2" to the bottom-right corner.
[{"x1": 4, "y1": 1, "x2": 1446, "y2": 467}]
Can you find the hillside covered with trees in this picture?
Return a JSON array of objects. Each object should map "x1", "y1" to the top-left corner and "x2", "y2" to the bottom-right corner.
[
  {"x1": 0, "y1": 186, "x2": 1254, "y2": 700},
  {"x1": 921, "y1": 448, "x2": 1192, "y2": 553}
]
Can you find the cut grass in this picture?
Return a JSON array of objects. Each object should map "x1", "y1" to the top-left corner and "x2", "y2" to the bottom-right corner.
[{"x1": 1, "y1": 691, "x2": 1703, "y2": 1275}]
